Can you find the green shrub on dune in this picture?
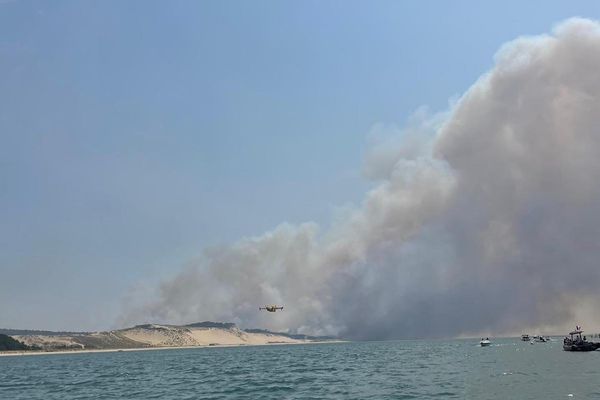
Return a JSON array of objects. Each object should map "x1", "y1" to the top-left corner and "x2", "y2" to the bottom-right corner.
[{"x1": 0, "y1": 334, "x2": 30, "y2": 351}]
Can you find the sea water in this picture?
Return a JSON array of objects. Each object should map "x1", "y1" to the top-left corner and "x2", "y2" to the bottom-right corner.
[{"x1": 1, "y1": 338, "x2": 599, "y2": 399}]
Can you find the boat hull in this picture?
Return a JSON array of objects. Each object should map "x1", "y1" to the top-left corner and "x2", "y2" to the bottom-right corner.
[{"x1": 563, "y1": 343, "x2": 600, "y2": 352}]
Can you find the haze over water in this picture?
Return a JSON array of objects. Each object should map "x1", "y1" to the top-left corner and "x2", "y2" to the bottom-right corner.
[{"x1": 2, "y1": 340, "x2": 599, "y2": 399}]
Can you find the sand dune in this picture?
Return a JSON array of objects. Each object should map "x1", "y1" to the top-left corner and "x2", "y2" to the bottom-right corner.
[
  {"x1": 15, "y1": 335, "x2": 85, "y2": 350},
  {"x1": 2, "y1": 322, "x2": 325, "y2": 354}
]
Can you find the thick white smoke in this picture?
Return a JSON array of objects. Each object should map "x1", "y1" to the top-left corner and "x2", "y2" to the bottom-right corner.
[{"x1": 121, "y1": 18, "x2": 600, "y2": 339}]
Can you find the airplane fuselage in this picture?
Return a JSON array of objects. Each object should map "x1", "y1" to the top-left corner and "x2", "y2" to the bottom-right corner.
[{"x1": 260, "y1": 305, "x2": 284, "y2": 312}]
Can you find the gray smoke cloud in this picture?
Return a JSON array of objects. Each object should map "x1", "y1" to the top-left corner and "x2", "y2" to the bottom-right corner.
[{"x1": 121, "y1": 18, "x2": 600, "y2": 339}]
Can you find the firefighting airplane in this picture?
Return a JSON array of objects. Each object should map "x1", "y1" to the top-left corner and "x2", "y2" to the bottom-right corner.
[{"x1": 259, "y1": 305, "x2": 284, "y2": 312}]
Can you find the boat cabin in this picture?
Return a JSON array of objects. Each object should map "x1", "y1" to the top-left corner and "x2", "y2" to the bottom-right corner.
[{"x1": 563, "y1": 327, "x2": 600, "y2": 351}]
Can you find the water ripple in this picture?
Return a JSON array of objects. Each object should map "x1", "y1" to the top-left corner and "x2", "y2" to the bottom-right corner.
[{"x1": 1, "y1": 339, "x2": 599, "y2": 399}]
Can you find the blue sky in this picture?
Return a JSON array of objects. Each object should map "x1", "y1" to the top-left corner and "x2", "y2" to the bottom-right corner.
[{"x1": 1, "y1": 0, "x2": 599, "y2": 330}]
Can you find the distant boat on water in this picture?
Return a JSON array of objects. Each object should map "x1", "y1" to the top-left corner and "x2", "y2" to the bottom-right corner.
[
  {"x1": 521, "y1": 334, "x2": 530, "y2": 341},
  {"x1": 480, "y1": 338, "x2": 491, "y2": 347}
]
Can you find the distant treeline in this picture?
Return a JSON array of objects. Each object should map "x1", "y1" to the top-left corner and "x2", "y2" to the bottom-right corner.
[
  {"x1": 0, "y1": 328, "x2": 89, "y2": 336},
  {"x1": 185, "y1": 322, "x2": 237, "y2": 329},
  {"x1": 244, "y1": 328, "x2": 337, "y2": 341}
]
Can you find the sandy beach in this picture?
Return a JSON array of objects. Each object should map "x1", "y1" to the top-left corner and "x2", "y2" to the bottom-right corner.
[{"x1": 0, "y1": 339, "x2": 343, "y2": 357}]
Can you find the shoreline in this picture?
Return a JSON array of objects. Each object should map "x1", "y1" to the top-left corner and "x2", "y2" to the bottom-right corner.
[{"x1": 0, "y1": 340, "x2": 345, "y2": 358}]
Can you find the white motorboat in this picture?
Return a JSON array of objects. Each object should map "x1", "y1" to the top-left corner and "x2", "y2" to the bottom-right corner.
[{"x1": 480, "y1": 338, "x2": 492, "y2": 346}]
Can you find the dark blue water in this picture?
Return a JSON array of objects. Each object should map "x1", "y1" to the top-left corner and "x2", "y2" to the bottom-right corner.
[{"x1": 1, "y1": 339, "x2": 599, "y2": 399}]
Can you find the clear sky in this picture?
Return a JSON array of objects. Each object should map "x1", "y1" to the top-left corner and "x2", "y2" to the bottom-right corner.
[{"x1": 1, "y1": 0, "x2": 599, "y2": 331}]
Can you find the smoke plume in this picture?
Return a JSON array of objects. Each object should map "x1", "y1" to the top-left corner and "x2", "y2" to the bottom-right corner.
[{"x1": 121, "y1": 18, "x2": 600, "y2": 339}]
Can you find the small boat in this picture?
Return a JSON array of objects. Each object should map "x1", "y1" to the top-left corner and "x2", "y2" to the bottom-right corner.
[
  {"x1": 480, "y1": 338, "x2": 491, "y2": 347},
  {"x1": 534, "y1": 336, "x2": 547, "y2": 343},
  {"x1": 521, "y1": 334, "x2": 530, "y2": 341},
  {"x1": 563, "y1": 326, "x2": 600, "y2": 352}
]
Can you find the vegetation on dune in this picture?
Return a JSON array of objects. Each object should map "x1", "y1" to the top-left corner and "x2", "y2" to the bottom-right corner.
[{"x1": 0, "y1": 334, "x2": 31, "y2": 351}]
